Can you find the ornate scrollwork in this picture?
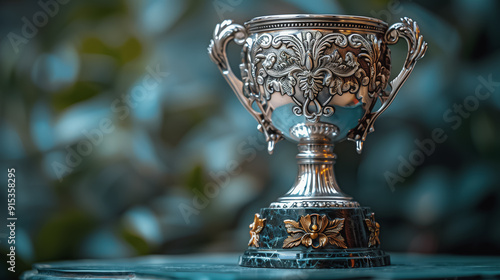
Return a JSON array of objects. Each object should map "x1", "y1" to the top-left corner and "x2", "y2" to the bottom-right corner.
[
  {"x1": 283, "y1": 214, "x2": 347, "y2": 249},
  {"x1": 208, "y1": 20, "x2": 247, "y2": 70},
  {"x1": 247, "y1": 31, "x2": 390, "y2": 123}
]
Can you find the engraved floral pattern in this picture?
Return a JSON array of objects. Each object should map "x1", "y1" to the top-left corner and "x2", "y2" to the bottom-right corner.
[
  {"x1": 253, "y1": 32, "x2": 361, "y2": 122},
  {"x1": 283, "y1": 214, "x2": 347, "y2": 249},
  {"x1": 250, "y1": 31, "x2": 390, "y2": 123}
]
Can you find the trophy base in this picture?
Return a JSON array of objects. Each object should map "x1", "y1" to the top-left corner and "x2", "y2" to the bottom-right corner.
[
  {"x1": 239, "y1": 206, "x2": 390, "y2": 269},
  {"x1": 239, "y1": 248, "x2": 390, "y2": 268}
]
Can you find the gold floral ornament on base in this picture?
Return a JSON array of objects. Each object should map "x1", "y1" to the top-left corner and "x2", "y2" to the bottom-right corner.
[
  {"x1": 283, "y1": 214, "x2": 347, "y2": 249},
  {"x1": 248, "y1": 213, "x2": 266, "y2": 247},
  {"x1": 365, "y1": 213, "x2": 380, "y2": 247}
]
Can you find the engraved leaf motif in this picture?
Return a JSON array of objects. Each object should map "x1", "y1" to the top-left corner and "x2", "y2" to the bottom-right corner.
[
  {"x1": 329, "y1": 236, "x2": 347, "y2": 249},
  {"x1": 265, "y1": 64, "x2": 300, "y2": 78},
  {"x1": 301, "y1": 235, "x2": 313, "y2": 247},
  {"x1": 318, "y1": 233, "x2": 328, "y2": 248},
  {"x1": 248, "y1": 214, "x2": 266, "y2": 247},
  {"x1": 325, "y1": 218, "x2": 347, "y2": 249},
  {"x1": 365, "y1": 214, "x2": 381, "y2": 247},
  {"x1": 281, "y1": 76, "x2": 296, "y2": 96},
  {"x1": 324, "y1": 218, "x2": 345, "y2": 234},
  {"x1": 284, "y1": 219, "x2": 304, "y2": 234},
  {"x1": 298, "y1": 71, "x2": 325, "y2": 100},
  {"x1": 299, "y1": 214, "x2": 312, "y2": 231},
  {"x1": 318, "y1": 215, "x2": 329, "y2": 233},
  {"x1": 283, "y1": 219, "x2": 304, "y2": 249},
  {"x1": 283, "y1": 233, "x2": 303, "y2": 249},
  {"x1": 272, "y1": 34, "x2": 305, "y2": 62},
  {"x1": 318, "y1": 50, "x2": 359, "y2": 78},
  {"x1": 324, "y1": 73, "x2": 343, "y2": 96},
  {"x1": 314, "y1": 33, "x2": 348, "y2": 58},
  {"x1": 282, "y1": 214, "x2": 348, "y2": 249}
]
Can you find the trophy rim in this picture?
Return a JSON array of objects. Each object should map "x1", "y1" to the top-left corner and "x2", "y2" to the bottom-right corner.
[{"x1": 245, "y1": 14, "x2": 388, "y2": 33}]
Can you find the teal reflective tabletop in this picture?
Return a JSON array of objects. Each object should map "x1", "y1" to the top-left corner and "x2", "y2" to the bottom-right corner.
[{"x1": 21, "y1": 253, "x2": 500, "y2": 280}]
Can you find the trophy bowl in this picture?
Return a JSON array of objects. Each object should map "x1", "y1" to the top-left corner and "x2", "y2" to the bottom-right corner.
[{"x1": 209, "y1": 14, "x2": 427, "y2": 269}]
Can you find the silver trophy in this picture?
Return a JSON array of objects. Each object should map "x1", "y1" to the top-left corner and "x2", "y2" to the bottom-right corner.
[{"x1": 209, "y1": 14, "x2": 426, "y2": 268}]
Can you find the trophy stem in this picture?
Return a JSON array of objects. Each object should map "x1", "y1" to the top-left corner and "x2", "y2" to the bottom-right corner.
[{"x1": 275, "y1": 137, "x2": 358, "y2": 206}]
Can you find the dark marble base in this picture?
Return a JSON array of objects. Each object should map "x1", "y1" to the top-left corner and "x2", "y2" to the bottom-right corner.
[
  {"x1": 239, "y1": 248, "x2": 390, "y2": 268},
  {"x1": 240, "y1": 206, "x2": 390, "y2": 268}
]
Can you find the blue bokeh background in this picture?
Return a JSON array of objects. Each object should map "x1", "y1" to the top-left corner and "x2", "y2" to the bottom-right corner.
[{"x1": 1, "y1": 0, "x2": 500, "y2": 278}]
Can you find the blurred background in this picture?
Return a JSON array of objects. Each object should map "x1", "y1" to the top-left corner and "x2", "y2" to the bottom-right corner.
[{"x1": 1, "y1": 0, "x2": 500, "y2": 277}]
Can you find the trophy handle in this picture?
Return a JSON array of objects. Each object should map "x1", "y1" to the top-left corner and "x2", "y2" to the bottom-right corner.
[
  {"x1": 208, "y1": 20, "x2": 282, "y2": 154},
  {"x1": 348, "y1": 17, "x2": 427, "y2": 153}
]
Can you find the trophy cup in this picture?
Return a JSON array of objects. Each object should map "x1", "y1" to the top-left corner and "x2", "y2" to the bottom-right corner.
[{"x1": 209, "y1": 14, "x2": 427, "y2": 268}]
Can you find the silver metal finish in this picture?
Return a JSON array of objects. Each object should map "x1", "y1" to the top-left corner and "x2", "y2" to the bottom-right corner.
[
  {"x1": 269, "y1": 200, "x2": 360, "y2": 209},
  {"x1": 280, "y1": 138, "x2": 352, "y2": 202},
  {"x1": 289, "y1": 123, "x2": 338, "y2": 142},
  {"x1": 209, "y1": 14, "x2": 427, "y2": 206}
]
